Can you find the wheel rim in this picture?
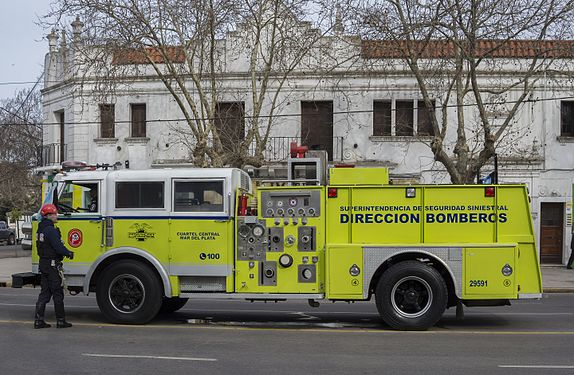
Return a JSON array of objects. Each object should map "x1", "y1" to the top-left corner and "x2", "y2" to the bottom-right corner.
[
  {"x1": 390, "y1": 276, "x2": 433, "y2": 319},
  {"x1": 108, "y1": 274, "x2": 146, "y2": 314}
]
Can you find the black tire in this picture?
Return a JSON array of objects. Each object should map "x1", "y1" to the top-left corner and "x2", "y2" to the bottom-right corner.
[
  {"x1": 375, "y1": 260, "x2": 447, "y2": 330},
  {"x1": 8, "y1": 235, "x2": 15, "y2": 246},
  {"x1": 96, "y1": 260, "x2": 163, "y2": 324},
  {"x1": 158, "y1": 297, "x2": 189, "y2": 314}
]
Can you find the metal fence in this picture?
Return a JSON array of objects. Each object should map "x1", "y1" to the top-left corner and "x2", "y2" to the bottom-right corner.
[
  {"x1": 250, "y1": 136, "x2": 344, "y2": 162},
  {"x1": 41, "y1": 143, "x2": 67, "y2": 166},
  {"x1": 40, "y1": 136, "x2": 344, "y2": 166}
]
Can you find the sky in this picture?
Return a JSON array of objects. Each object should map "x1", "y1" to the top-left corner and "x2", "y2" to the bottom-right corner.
[{"x1": 0, "y1": 1, "x2": 53, "y2": 101}]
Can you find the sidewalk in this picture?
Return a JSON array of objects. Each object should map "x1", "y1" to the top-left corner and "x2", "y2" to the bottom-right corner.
[{"x1": 1, "y1": 255, "x2": 573, "y2": 292}]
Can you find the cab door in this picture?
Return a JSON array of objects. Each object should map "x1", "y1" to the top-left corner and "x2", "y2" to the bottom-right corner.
[
  {"x1": 55, "y1": 180, "x2": 104, "y2": 268},
  {"x1": 168, "y1": 179, "x2": 234, "y2": 293}
]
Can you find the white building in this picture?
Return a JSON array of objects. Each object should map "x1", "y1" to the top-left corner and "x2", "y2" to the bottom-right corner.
[{"x1": 40, "y1": 21, "x2": 574, "y2": 266}]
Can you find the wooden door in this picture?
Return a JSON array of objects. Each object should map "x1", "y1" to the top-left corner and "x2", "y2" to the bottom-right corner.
[
  {"x1": 301, "y1": 101, "x2": 333, "y2": 160},
  {"x1": 540, "y1": 203, "x2": 564, "y2": 264}
]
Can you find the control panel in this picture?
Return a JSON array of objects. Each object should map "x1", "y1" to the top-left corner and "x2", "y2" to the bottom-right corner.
[
  {"x1": 260, "y1": 190, "x2": 321, "y2": 219},
  {"x1": 235, "y1": 187, "x2": 324, "y2": 293}
]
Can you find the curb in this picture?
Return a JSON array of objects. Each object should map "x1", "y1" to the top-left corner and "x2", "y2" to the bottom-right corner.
[{"x1": 543, "y1": 288, "x2": 574, "y2": 294}]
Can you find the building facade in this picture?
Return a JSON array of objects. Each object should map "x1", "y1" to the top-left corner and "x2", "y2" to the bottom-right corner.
[{"x1": 40, "y1": 22, "x2": 574, "y2": 266}]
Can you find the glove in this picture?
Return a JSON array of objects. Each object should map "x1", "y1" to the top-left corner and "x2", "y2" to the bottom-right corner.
[{"x1": 67, "y1": 251, "x2": 74, "y2": 260}]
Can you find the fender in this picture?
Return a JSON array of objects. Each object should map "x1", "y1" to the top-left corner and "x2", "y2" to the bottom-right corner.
[
  {"x1": 363, "y1": 247, "x2": 461, "y2": 298},
  {"x1": 83, "y1": 247, "x2": 172, "y2": 297}
]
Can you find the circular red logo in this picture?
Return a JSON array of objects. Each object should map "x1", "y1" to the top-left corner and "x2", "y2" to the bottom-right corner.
[{"x1": 68, "y1": 229, "x2": 83, "y2": 248}]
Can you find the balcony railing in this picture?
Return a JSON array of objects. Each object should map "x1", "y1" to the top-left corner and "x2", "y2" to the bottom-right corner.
[
  {"x1": 250, "y1": 136, "x2": 344, "y2": 162},
  {"x1": 40, "y1": 136, "x2": 344, "y2": 167},
  {"x1": 41, "y1": 143, "x2": 67, "y2": 166}
]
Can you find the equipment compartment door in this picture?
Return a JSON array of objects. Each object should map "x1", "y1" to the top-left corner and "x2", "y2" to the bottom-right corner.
[
  {"x1": 463, "y1": 247, "x2": 517, "y2": 299},
  {"x1": 169, "y1": 179, "x2": 234, "y2": 293}
]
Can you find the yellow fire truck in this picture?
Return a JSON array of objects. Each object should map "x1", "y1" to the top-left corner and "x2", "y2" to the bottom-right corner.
[{"x1": 15, "y1": 156, "x2": 542, "y2": 330}]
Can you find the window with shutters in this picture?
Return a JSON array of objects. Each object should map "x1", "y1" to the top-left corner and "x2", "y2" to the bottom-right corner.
[
  {"x1": 214, "y1": 102, "x2": 245, "y2": 153},
  {"x1": 131, "y1": 104, "x2": 146, "y2": 138},
  {"x1": 372, "y1": 99, "x2": 435, "y2": 138},
  {"x1": 373, "y1": 101, "x2": 391, "y2": 136},
  {"x1": 561, "y1": 101, "x2": 574, "y2": 137},
  {"x1": 100, "y1": 104, "x2": 115, "y2": 138}
]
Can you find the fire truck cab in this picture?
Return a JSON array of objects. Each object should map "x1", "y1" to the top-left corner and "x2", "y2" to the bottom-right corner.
[{"x1": 22, "y1": 159, "x2": 543, "y2": 330}]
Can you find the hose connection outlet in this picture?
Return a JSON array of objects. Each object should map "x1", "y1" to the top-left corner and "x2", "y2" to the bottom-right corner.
[{"x1": 501, "y1": 264, "x2": 513, "y2": 277}]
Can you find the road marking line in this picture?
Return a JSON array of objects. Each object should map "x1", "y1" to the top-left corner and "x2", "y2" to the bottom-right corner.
[
  {"x1": 499, "y1": 365, "x2": 574, "y2": 369},
  {"x1": 468, "y1": 313, "x2": 573, "y2": 316},
  {"x1": 1, "y1": 319, "x2": 574, "y2": 335},
  {"x1": 82, "y1": 353, "x2": 217, "y2": 362}
]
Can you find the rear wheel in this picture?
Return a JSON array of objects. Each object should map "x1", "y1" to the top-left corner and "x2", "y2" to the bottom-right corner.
[
  {"x1": 376, "y1": 260, "x2": 447, "y2": 330},
  {"x1": 96, "y1": 260, "x2": 163, "y2": 324},
  {"x1": 158, "y1": 297, "x2": 189, "y2": 314}
]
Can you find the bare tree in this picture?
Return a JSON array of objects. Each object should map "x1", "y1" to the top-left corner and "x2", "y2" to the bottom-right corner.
[
  {"x1": 46, "y1": 0, "x2": 339, "y2": 167},
  {"x1": 0, "y1": 88, "x2": 42, "y2": 215},
  {"x1": 232, "y1": 0, "x2": 338, "y2": 166},
  {"x1": 349, "y1": 0, "x2": 574, "y2": 183}
]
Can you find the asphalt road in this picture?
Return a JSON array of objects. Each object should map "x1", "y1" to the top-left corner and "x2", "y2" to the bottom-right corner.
[
  {"x1": 0, "y1": 288, "x2": 573, "y2": 374},
  {"x1": 0, "y1": 244, "x2": 30, "y2": 259}
]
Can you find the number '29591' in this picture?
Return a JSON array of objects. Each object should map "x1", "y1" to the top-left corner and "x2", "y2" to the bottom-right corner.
[{"x1": 469, "y1": 280, "x2": 488, "y2": 287}]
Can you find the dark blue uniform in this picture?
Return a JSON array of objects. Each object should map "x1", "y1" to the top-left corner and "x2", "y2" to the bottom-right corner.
[{"x1": 34, "y1": 218, "x2": 74, "y2": 322}]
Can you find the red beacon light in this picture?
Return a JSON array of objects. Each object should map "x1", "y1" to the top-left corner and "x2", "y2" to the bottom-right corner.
[
  {"x1": 290, "y1": 142, "x2": 308, "y2": 158},
  {"x1": 484, "y1": 186, "x2": 496, "y2": 197},
  {"x1": 61, "y1": 160, "x2": 89, "y2": 171},
  {"x1": 328, "y1": 187, "x2": 338, "y2": 198}
]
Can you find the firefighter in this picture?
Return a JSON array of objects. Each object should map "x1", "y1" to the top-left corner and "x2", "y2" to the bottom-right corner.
[{"x1": 34, "y1": 204, "x2": 74, "y2": 329}]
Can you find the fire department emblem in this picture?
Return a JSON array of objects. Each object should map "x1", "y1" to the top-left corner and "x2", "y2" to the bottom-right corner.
[
  {"x1": 68, "y1": 229, "x2": 83, "y2": 248},
  {"x1": 128, "y1": 223, "x2": 156, "y2": 242}
]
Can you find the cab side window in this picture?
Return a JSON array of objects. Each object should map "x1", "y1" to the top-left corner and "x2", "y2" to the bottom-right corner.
[
  {"x1": 116, "y1": 182, "x2": 164, "y2": 208},
  {"x1": 58, "y1": 182, "x2": 99, "y2": 213},
  {"x1": 173, "y1": 181, "x2": 224, "y2": 212}
]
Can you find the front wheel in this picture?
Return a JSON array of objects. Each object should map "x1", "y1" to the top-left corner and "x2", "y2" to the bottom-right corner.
[
  {"x1": 376, "y1": 260, "x2": 447, "y2": 330},
  {"x1": 8, "y1": 235, "x2": 15, "y2": 246},
  {"x1": 96, "y1": 260, "x2": 163, "y2": 324}
]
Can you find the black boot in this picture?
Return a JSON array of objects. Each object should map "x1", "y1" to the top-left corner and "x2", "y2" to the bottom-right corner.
[
  {"x1": 56, "y1": 319, "x2": 72, "y2": 328},
  {"x1": 34, "y1": 320, "x2": 51, "y2": 329}
]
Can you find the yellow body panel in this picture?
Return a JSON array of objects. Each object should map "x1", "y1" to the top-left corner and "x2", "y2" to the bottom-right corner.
[
  {"x1": 329, "y1": 167, "x2": 389, "y2": 185},
  {"x1": 463, "y1": 247, "x2": 517, "y2": 299},
  {"x1": 325, "y1": 244, "x2": 363, "y2": 299}
]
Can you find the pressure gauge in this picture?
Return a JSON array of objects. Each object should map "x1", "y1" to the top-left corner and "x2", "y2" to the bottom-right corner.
[{"x1": 252, "y1": 225, "x2": 265, "y2": 237}]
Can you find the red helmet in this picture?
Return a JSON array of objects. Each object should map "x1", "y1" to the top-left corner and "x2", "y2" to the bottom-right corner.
[{"x1": 40, "y1": 204, "x2": 58, "y2": 216}]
